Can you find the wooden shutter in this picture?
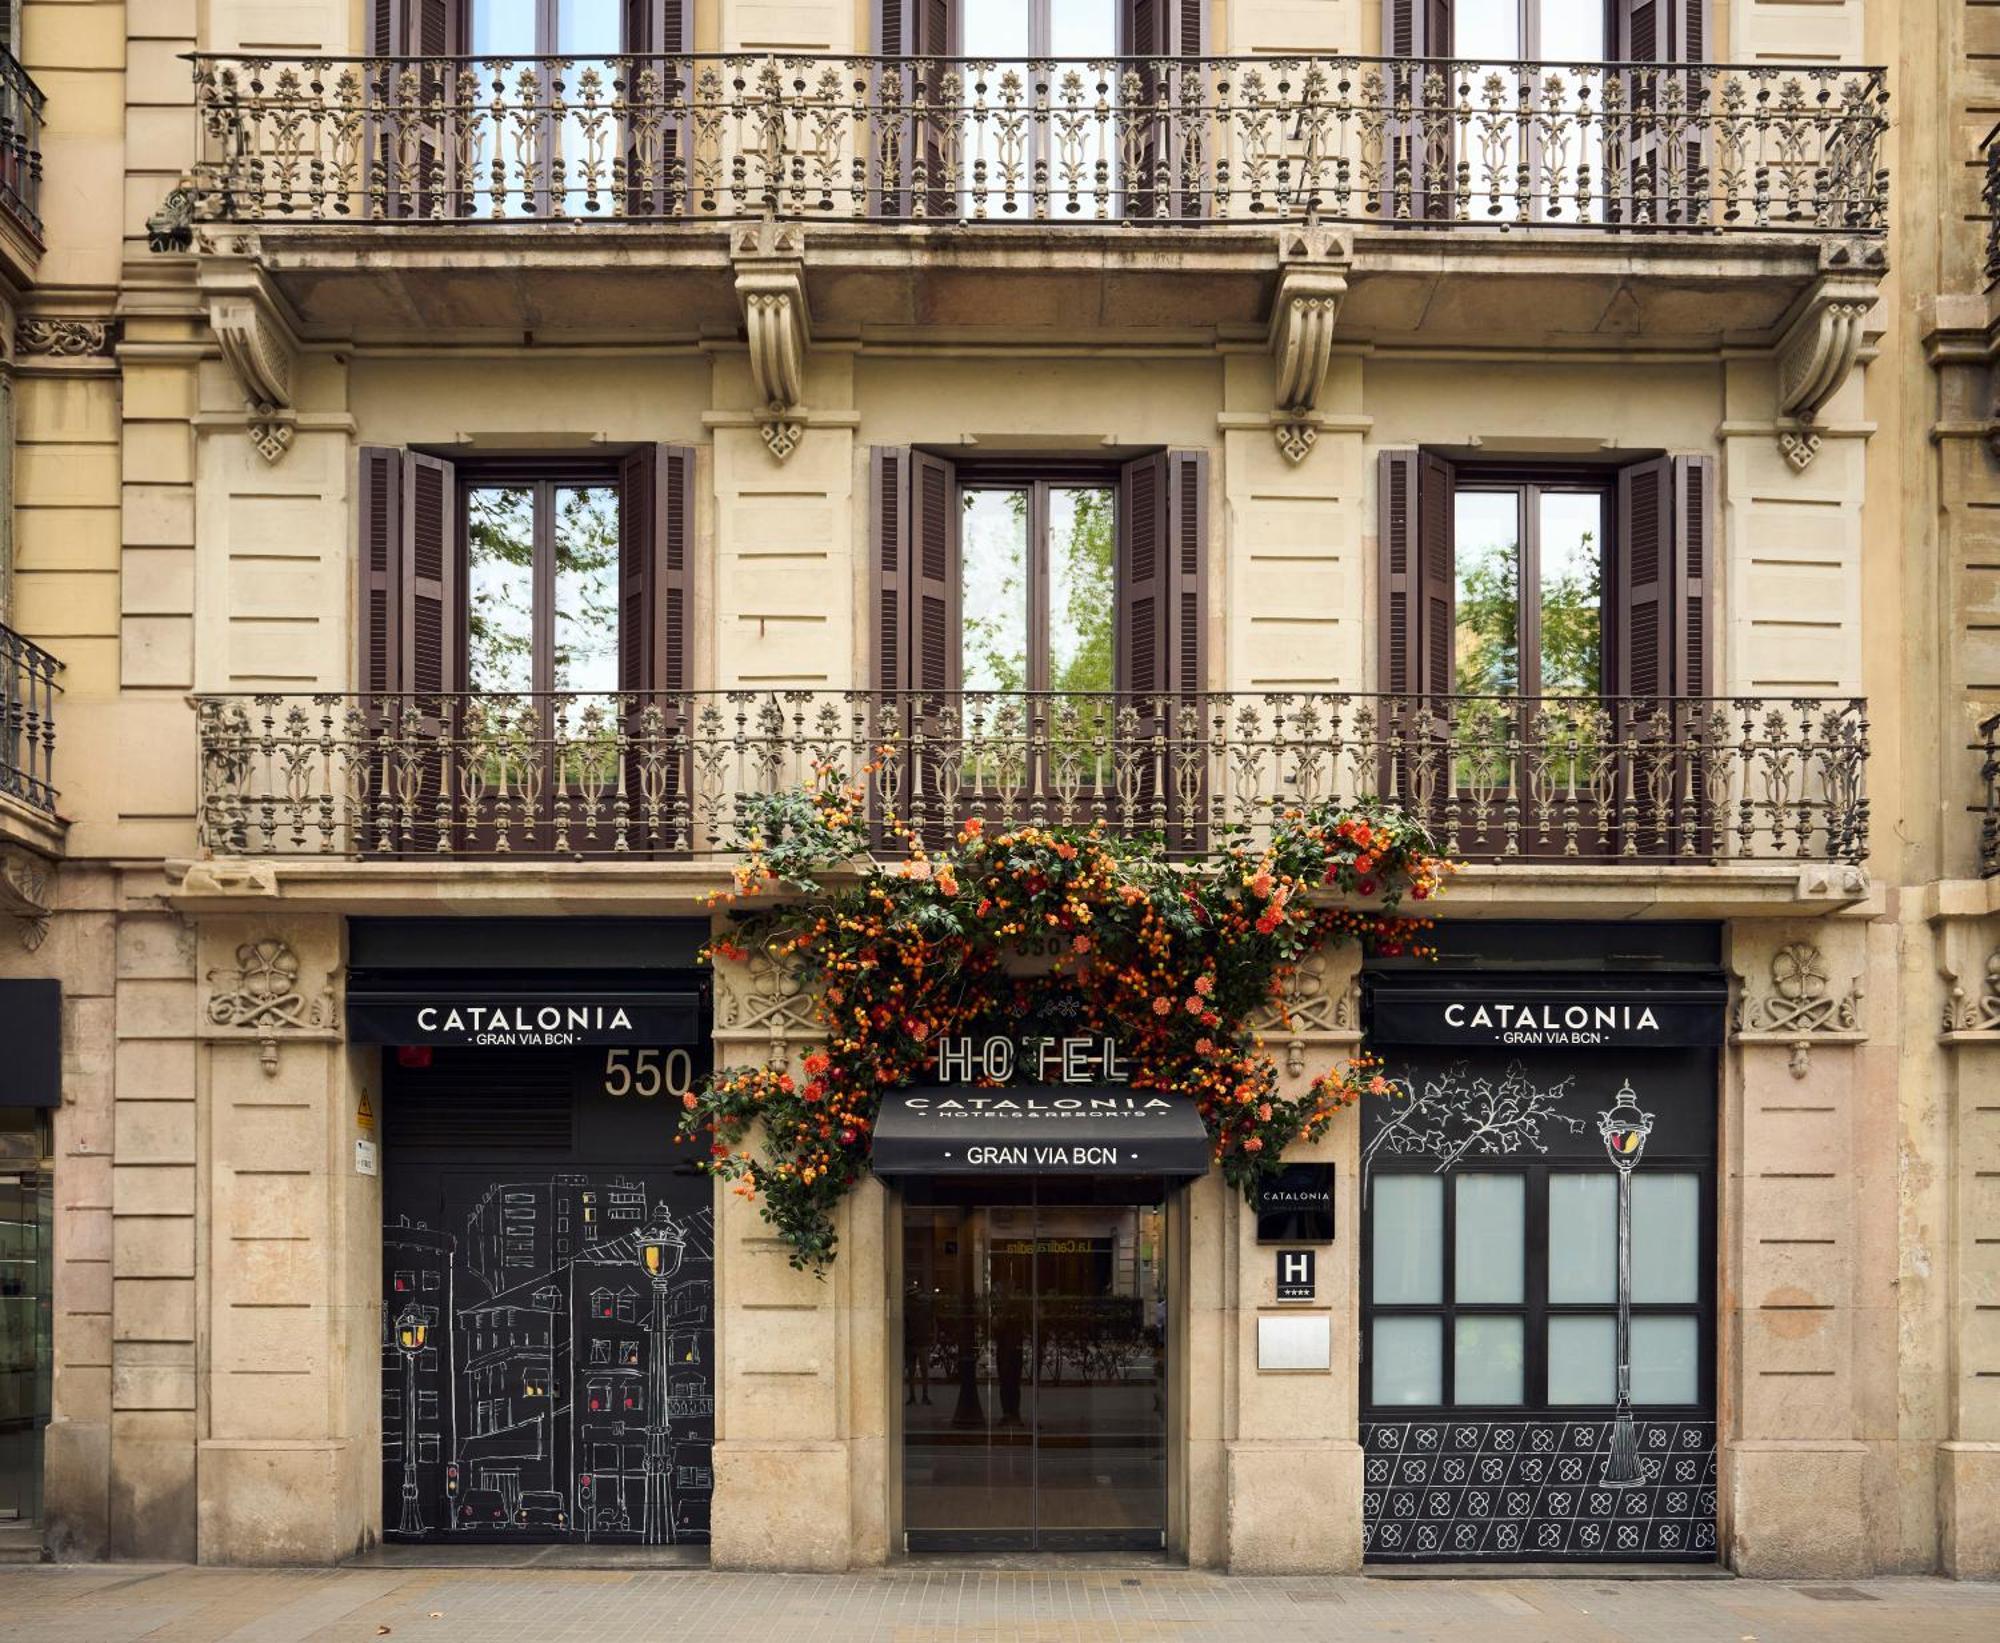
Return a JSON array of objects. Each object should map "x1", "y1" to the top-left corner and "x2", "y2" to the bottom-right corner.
[
  {"x1": 1613, "y1": 0, "x2": 1704, "y2": 60},
  {"x1": 1614, "y1": 456, "x2": 1672, "y2": 705},
  {"x1": 359, "y1": 447, "x2": 404, "y2": 702},
  {"x1": 1378, "y1": 449, "x2": 1420, "y2": 696},
  {"x1": 1674, "y1": 455, "x2": 1712, "y2": 698},
  {"x1": 1121, "y1": 2, "x2": 1207, "y2": 219},
  {"x1": 617, "y1": 445, "x2": 694, "y2": 850},
  {"x1": 1382, "y1": 0, "x2": 1449, "y2": 56},
  {"x1": 1122, "y1": 0, "x2": 1205, "y2": 54},
  {"x1": 370, "y1": 2, "x2": 464, "y2": 220},
  {"x1": 909, "y1": 451, "x2": 959, "y2": 697},
  {"x1": 1117, "y1": 454, "x2": 1171, "y2": 698},
  {"x1": 875, "y1": 0, "x2": 955, "y2": 218},
  {"x1": 1417, "y1": 452, "x2": 1455, "y2": 698},
  {"x1": 624, "y1": 2, "x2": 693, "y2": 217},
  {"x1": 401, "y1": 453, "x2": 458, "y2": 698},
  {"x1": 871, "y1": 447, "x2": 911, "y2": 693},
  {"x1": 371, "y1": 0, "x2": 461, "y2": 53},
  {"x1": 1167, "y1": 451, "x2": 1208, "y2": 695}
]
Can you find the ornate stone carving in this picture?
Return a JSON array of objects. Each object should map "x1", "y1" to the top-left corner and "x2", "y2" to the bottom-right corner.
[
  {"x1": 0, "y1": 846, "x2": 53, "y2": 951},
  {"x1": 1771, "y1": 262, "x2": 1881, "y2": 472},
  {"x1": 1250, "y1": 950, "x2": 1361, "y2": 1075},
  {"x1": 15, "y1": 319, "x2": 116, "y2": 358},
  {"x1": 712, "y1": 926, "x2": 818, "y2": 1069},
  {"x1": 147, "y1": 185, "x2": 195, "y2": 254},
  {"x1": 1732, "y1": 940, "x2": 1863, "y2": 1078},
  {"x1": 732, "y1": 220, "x2": 811, "y2": 464},
  {"x1": 1266, "y1": 226, "x2": 1350, "y2": 466},
  {"x1": 1942, "y1": 948, "x2": 2000, "y2": 1034},
  {"x1": 204, "y1": 937, "x2": 334, "y2": 1076},
  {"x1": 207, "y1": 291, "x2": 301, "y2": 466}
]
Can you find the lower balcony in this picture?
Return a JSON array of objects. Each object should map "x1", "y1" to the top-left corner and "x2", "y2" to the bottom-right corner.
[
  {"x1": 192, "y1": 690, "x2": 1868, "y2": 872},
  {"x1": 0, "y1": 623, "x2": 62, "y2": 936}
]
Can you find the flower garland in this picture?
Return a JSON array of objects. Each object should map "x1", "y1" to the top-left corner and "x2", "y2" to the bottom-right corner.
[{"x1": 679, "y1": 772, "x2": 1454, "y2": 1268}]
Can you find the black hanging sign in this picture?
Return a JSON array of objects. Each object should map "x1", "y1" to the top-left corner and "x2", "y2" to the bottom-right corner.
[
  {"x1": 1366, "y1": 983, "x2": 1726, "y2": 1049},
  {"x1": 0, "y1": 980, "x2": 61, "y2": 1107},
  {"x1": 1256, "y1": 1163, "x2": 1335, "y2": 1244},
  {"x1": 871, "y1": 1085, "x2": 1211, "y2": 1177},
  {"x1": 346, "y1": 990, "x2": 702, "y2": 1048}
]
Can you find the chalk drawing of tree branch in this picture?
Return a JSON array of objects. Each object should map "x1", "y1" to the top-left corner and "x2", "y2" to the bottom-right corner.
[{"x1": 1362, "y1": 1061, "x2": 1588, "y2": 1200}]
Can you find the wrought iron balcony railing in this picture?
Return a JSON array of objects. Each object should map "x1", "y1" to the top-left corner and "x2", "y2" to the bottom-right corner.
[
  {"x1": 0, "y1": 623, "x2": 60, "y2": 817},
  {"x1": 0, "y1": 48, "x2": 45, "y2": 242},
  {"x1": 1979, "y1": 712, "x2": 1999, "y2": 878},
  {"x1": 193, "y1": 690, "x2": 1868, "y2": 866},
  {"x1": 181, "y1": 53, "x2": 1888, "y2": 235}
]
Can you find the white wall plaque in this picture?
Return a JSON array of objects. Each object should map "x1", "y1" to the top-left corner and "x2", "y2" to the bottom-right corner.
[
  {"x1": 1257, "y1": 1312, "x2": 1331, "y2": 1371},
  {"x1": 354, "y1": 1138, "x2": 378, "y2": 1177}
]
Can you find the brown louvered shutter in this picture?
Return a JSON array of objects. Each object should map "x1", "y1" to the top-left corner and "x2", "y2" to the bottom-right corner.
[
  {"x1": 1166, "y1": 451, "x2": 1208, "y2": 695},
  {"x1": 1674, "y1": 455, "x2": 1712, "y2": 698},
  {"x1": 402, "y1": 453, "x2": 457, "y2": 696},
  {"x1": 875, "y1": 0, "x2": 955, "y2": 218},
  {"x1": 370, "y1": 2, "x2": 464, "y2": 220},
  {"x1": 617, "y1": 445, "x2": 694, "y2": 850},
  {"x1": 910, "y1": 451, "x2": 959, "y2": 697},
  {"x1": 1117, "y1": 454, "x2": 1170, "y2": 699},
  {"x1": 1381, "y1": 0, "x2": 1451, "y2": 219},
  {"x1": 871, "y1": 447, "x2": 910, "y2": 693},
  {"x1": 1614, "y1": 1, "x2": 1705, "y2": 224},
  {"x1": 1121, "y1": 3, "x2": 1207, "y2": 219},
  {"x1": 1382, "y1": 0, "x2": 1448, "y2": 55},
  {"x1": 359, "y1": 447, "x2": 404, "y2": 703},
  {"x1": 1614, "y1": 455, "x2": 1672, "y2": 706},
  {"x1": 1417, "y1": 452, "x2": 1455, "y2": 699},
  {"x1": 1378, "y1": 448, "x2": 1450, "y2": 822},
  {"x1": 624, "y1": 1, "x2": 691, "y2": 217},
  {"x1": 1614, "y1": 0, "x2": 1705, "y2": 59},
  {"x1": 1377, "y1": 449, "x2": 1419, "y2": 696}
]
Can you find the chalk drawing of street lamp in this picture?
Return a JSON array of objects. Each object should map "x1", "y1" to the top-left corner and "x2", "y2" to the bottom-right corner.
[
  {"x1": 1596, "y1": 1079, "x2": 1655, "y2": 1487},
  {"x1": 394, "y1": 1303, "x2": 430, "y2": 1535}
]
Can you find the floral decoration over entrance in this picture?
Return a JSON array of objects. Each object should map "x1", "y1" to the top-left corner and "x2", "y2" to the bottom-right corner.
[{"x1": 677, "y1": 773, "x2": 1453, "y2": 1267}]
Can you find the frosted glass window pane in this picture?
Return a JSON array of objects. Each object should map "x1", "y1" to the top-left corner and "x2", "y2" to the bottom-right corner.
[
  {"x1": 1630, "y1": 1174, "x2": 1700, "y2": 1303},
  {"x1": 1455, "y1": 1174, "x2": 1524, "y2": 1303},
  {"x1": 1372, "y1": 1176, "x2": 1443, "y2": 1304},
  {"x1": 1631, "y1": 1316, "x2": 1699, "y2": 1404},
  {"x1": 1547, "y1": 1173, "x2": 1615, "y2": 1303},
  {"x1": 1454, "y1": 1316, "x2": 1524, "y2": 1405},
  {"x1": 1372, "y1": 1317, "x2": 1442, "y2": 1406},
  {"x1": 1547, "y1": 1315, "x2": 1616, "y2": 1403}
]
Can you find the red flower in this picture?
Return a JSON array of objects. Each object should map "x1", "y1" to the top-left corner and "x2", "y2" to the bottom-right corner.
[{"x1": 1152, "y1": 997, "x2": 1173, "y2": 1016}]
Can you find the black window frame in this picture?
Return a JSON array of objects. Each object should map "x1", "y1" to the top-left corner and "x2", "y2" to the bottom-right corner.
[{"x1": 1361, "y1": 1152, "x2": 1717, "y2": 1420}]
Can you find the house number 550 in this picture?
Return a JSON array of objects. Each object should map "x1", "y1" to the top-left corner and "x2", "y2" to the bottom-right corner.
[{"x1": 602, "y1": 1048, "x2": 693, "y2": 1100}]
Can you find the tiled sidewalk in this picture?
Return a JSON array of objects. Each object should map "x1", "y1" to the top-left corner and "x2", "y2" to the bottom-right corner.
[{"x1": 0, "y1": 1563, "x2": 1995, "y2": 1643}]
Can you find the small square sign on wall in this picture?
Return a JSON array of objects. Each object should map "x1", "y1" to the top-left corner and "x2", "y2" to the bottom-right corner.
[{"x1": 1276, "y1": 1248, "x2": 1316, "y2": 1302}]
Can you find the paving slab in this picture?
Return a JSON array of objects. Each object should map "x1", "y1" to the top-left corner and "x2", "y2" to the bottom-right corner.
[{"x1": 0, "y1": 1564, "x2": 1994, "y2": 1643}]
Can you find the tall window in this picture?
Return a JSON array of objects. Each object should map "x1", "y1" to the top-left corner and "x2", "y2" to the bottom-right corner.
[
  {"x1": 465, "y1": 476, "x2": 621, "y2": 697},
  {"x1": 1452, "y1": 482, "x2": 1606, "y2": 700},
  {"x1": 1368, "y1": 1163, "x2": 1707, "y2": 1409},
  {"x1": 960, "y1": 480, "x2": 1115, "y2": 696}
]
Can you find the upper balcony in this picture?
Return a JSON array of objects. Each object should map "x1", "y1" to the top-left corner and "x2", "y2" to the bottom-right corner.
[
  {"x1": 189, "y1": 689, "x2": 1869, "y2": 913},
  {"x1": 0, "y1": 621, "x2": 62, "y2": 878},
  {"x1": 167, "y1": 52, "x2": 1890, "y2": 345},
  {"x1": 0, "y1": 45, "x2": 45, "y2": 280}
]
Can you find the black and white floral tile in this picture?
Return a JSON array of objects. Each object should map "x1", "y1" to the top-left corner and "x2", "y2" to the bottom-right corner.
[{"x1": 1362, "y1": 1418, "x2": 1718, "y2": 1561}]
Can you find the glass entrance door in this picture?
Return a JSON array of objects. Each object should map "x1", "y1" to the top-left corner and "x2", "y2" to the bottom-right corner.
[
  {"x1": 902, "y1": 1177, "x2": 1167, "y2": 1552},
  {"x1": 0, "y1": 1171, "x2": 50, "y2": 1526}
]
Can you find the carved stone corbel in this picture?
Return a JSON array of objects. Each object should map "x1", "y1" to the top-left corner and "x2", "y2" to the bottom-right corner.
[
  {"x1": 208, "y1": 288, "x2": 300, "y2": 465},
  {"x1": 1771, "y1": 244, "x2": 1885, "y2": 472},
  {"x1": 206, "y1": 278, "x2": 302, "y2": 466},
  {"x1": 1266, "y1": 226, "x2": 1351, "y2": 465},
  {"x1": 0, "y1": 845, "x2": 54, "y2": 952},
  {"x1": 203, "y1": 936, "x2": 335, "y2": 1076},
  {"x1": 1940, "y1": 931, "x2": 2000, "y2": 1035},
  {"x1": 731, "y1": 220, "x2": 811, "y2": 463},
  {"x1": 1731, "y1": 939, "x2": 1864, "y2": 1078}
]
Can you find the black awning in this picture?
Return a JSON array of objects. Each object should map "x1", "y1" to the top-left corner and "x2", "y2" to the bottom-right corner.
[
  {"x1": 346, "y1": 989, "x2": 701, "y2": 1048},
  {"x1": 872, "y1": 1085, "x2": 1211, "y2": 1178}
]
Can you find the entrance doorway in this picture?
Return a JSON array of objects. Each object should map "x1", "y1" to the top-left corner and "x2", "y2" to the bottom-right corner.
[{"x1": 900, "y1": 1176, "x2": 1168, "y2": 1552}]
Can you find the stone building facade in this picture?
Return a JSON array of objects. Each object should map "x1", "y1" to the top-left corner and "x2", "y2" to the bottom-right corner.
[{"x1": 0, "y1": 0, "x2": 1991, "y2": 1579}]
